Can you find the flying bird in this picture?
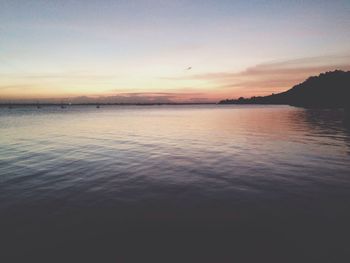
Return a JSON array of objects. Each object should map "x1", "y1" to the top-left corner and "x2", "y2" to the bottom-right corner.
[{"x1": 186, "y1": 67, "x2": 192, "y2": 70}]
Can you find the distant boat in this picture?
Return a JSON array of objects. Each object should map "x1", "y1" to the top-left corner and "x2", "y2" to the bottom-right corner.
[
  {"x1": 36, "y1": 102, "x2": 41, "y2": 109},
  {"x1": 60, "y1": 101, "x2": 66, "y2": 109},
  {"x1": 96, "y1": 104, "x2": 100, "y2": 108}
]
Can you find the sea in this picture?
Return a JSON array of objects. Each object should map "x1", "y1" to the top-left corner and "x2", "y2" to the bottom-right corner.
[{"x1": 1, "y1": 105, "x2": 350, "y2": 262}]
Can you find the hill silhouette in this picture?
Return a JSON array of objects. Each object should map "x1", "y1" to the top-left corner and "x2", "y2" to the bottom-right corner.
[{"x1": 219, "y1": 70, "x2": 350, "y2": 108}]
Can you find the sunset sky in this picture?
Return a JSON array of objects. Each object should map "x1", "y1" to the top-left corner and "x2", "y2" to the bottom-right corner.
[{"x1": 1, "y1": 0, "x2": 350, "y2": 103}]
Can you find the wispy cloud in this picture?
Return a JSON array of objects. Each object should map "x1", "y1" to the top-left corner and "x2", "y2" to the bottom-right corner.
[
  {"x1": 168, "y1": 53, "x2": 350, "y2": 98},
  {"x1": 70, "y1": 92, "x2": 213, "y2": 104}
]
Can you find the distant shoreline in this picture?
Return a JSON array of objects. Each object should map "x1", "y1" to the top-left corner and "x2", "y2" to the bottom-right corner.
[
  {"x1": 0, "y1": 102, "x2": 217, "y2": 107},
  {"x1": 3, "y1": 70, "x2": 349, "y2": 109},
  {"x1": 0, "y1": 103, "x2": 348, "y2": 109}
]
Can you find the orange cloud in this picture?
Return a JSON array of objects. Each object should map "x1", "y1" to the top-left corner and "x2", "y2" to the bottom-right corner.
[{"x1": 180, "y1": 53, "x2": 350, "y2": 98}]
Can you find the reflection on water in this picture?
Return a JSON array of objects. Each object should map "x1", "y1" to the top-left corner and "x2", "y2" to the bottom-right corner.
[{"x1": 0, "y1": 105, "x2": 350, "y2": 262}]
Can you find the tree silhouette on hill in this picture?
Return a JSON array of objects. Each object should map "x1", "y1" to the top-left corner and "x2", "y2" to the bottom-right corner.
[{"x1": 220, "y1": 70, "x2": 350, "y2": 108}]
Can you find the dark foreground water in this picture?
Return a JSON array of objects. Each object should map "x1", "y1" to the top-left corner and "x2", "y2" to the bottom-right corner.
[{"x1": 1, "y1": 105, "x2": 350, "y2": 262}]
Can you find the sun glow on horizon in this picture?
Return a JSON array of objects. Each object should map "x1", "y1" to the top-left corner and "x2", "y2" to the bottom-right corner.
[{"x1": 1, "y1": 0, "x2": 350, "y2": 103}]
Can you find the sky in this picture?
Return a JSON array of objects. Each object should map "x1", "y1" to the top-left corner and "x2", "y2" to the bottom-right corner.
[{"x1": 1, "y1": 0, "x2": 350, "y2": 103}]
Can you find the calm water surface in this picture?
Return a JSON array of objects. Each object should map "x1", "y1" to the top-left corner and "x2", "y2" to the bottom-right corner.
[{"x1": 1, "y1": 105, "x2": 350, "y2": 262}]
